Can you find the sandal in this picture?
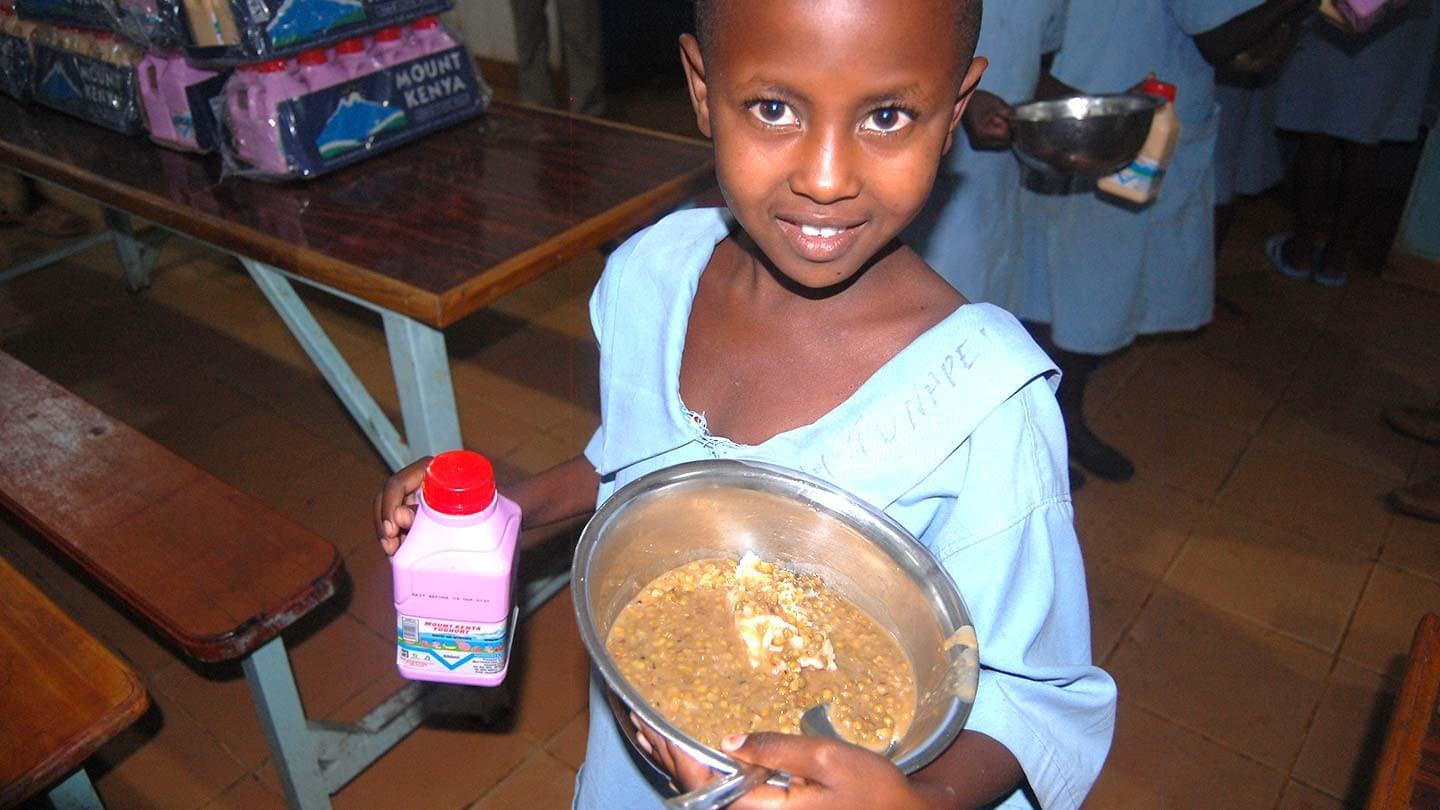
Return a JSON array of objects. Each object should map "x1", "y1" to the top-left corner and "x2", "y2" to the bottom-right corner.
[
  {"x1": 25, "y1": 203, "x2": 92, "y2": 239},
  {"x1": 1264, "y1": 233, "x2": 1315, "y2": 280},
  {"x1": 1313, "y1": 245, "x2": 1349, "y2": 288}
]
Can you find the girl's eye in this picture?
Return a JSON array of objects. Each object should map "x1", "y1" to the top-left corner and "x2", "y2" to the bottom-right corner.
[
  {"x1": 862, "y1": 107, "x2": 914, "y2": 133},
  {"x1": 749, "y1": 100, "x2": 798, "y2": 126}
]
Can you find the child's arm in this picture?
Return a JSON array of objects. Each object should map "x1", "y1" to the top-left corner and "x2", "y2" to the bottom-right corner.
[
  {"x1": 373, "y1": 453, "x2": 600, "y2": 555},
  {"x1": 642, "y1": 726, "x2": 1019, "y2": 810}
]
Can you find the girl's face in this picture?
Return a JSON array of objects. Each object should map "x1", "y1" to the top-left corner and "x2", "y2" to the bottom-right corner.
[{"x1": 681, "y1": 0, "x2": 984, "y2": 291}]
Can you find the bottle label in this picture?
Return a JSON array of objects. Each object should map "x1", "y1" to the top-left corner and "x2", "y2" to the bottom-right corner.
[
  {"x1": 395, "y1": 607, "x2": 515, "y2": 676},
  {"x1": 1109, "y1": 156, "x2": 1160, "y2": 192}
]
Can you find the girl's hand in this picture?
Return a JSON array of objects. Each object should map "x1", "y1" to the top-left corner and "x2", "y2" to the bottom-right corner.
[
  {"x1": 960, "y1": 90, "x2": 1014, "y2": 151},
  {"x1": 634, "y1": 715, "x2": 935, "y2": 810},
  {"x1": 372, "y1": 456, "x2": 430, "y2": 555}
]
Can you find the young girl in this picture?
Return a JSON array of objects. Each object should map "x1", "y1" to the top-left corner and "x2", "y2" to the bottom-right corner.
[{"x1": 376, "y1": 1, "x2": 1116, "y2": 806}]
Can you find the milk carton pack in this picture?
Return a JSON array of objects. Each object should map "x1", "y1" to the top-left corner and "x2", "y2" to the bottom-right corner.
[
  {"x1": 0, "y1": 8, "x2": 34, "y2": 99},
  {"x1": 15, "y1": 0, "x2": 113, "y2": 29},
  {"x1": 219, "y1": 29, "x2": 487, "y2": 180},
  {"x1": 181, "y1": 0, "x2": 452, "y2": 66},
  {"x1": 137, "y1": 50, "x2": 227, "y2": 150},
  {"x1": 30, "y1": 24, "x2": 146, "y2": 133}
]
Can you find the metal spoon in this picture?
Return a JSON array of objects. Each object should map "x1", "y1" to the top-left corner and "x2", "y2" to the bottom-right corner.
[{"x1": 663, "y1": 704, "x2": 896, "y2": 809}]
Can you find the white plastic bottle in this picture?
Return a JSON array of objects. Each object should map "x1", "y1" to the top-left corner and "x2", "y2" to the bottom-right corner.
[{"x1": 1097, "y1": 76, "x2": 1181, "y2": 206}]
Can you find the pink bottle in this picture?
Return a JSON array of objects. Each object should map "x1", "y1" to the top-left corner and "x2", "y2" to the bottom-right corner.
[
  {"x1": 391, "y1": 450, "x2": 522, "y2": 687},
  {"x1": 371, "y1": 25, "x2": 414, "y2": 68},
  {"x1": 295, "y1": 46, "x2": 344, "y2": 91},
  {"x1": 224, "y1": 58, "x2": 304, "y2": 175},
  {"x1": 409, "y1": 15, "x2": 456, "y2": 56},
  {"x1": 1333, "y1": 0, "x2": 1389, "y2": 31},
  {"x1": 138, "y1": 51, "x2": 220, "y2": 150},
  {"x1": 334, "y1": 36, "x2": 377, "y2": 80}
]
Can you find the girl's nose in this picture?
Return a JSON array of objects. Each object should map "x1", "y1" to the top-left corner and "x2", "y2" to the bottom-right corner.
[{"x1": 788, "y1": 128, "x2": 861, "y2": 204}]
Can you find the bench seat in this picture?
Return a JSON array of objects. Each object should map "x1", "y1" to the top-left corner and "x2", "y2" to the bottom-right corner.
[
  {"x1": 0, "y1": 553, "x2": 149, "y2": 807},
  {"x1": 0, "y1": 350, "x2": 341, "y2": 663}
]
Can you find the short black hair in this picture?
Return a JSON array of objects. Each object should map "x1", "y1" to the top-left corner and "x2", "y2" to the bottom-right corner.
[{"x1": 694, "y1": 0, "x2": 983, "y2": 65}]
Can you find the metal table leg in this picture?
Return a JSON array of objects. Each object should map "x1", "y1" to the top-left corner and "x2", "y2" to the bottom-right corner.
[
  {"x1": 239, "y1": 257, "x2": 463, "y2": 471},
  {"x1": 101, "y1": 208, "x2": 164, "y2": 292}
]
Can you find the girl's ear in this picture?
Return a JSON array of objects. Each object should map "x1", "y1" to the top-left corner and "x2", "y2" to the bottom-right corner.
[
  {"x1": 679, "y1": 33, "x2": 712, "y2": 138},
  {"x1": 943, "y1": 56, "x2": 988, "y2": 155}
]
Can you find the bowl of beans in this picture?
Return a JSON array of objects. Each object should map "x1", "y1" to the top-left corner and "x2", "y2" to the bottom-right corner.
[{"x1": 572, "y1": 460, "x2": 980, "y2": 789}]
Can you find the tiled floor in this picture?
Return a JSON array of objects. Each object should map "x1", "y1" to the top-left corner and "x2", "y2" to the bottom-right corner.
[{"x1": 3, "y1": 70, "x2": 1439, "y2": 810}]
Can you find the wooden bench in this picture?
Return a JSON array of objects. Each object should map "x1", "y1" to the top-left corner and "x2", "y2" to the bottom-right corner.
[
  {"x1": 1367, "y1": 612, "x2": 1440, "y2": 810},
  {"x1": 0, "y1": 350, "x2": 378, "y2": 809},
  {"x1": 0, "y1": 554, "x2": 149, "y2": 809}
]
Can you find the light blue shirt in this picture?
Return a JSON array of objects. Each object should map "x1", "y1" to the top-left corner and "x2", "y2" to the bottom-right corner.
[
  {"x1": 906, "y1": 0, "x2": 1067, "y2": 309},
  {"x1": 574, "y1": 209, "x2": 1117, "y2": 810},
  {"x1": 1017, "y1": 0, "x2": 1262, "y2": 354}
]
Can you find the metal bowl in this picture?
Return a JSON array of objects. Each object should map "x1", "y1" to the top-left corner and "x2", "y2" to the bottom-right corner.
[
  {"x1": 572, "y1": 460, "x2": 980, "y2": 786},
  {"x1": 1008, "y1": 93, "x2": 1160, "y2": 175}
]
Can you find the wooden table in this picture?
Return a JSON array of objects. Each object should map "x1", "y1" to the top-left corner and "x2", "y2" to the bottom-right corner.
[
  {"x1": 0, "y1": 95, "x2": 714, "y2": 469},
  {"x1": 0, "y1": 553, "x2": 149, "y2": 809},
  {"x1": 0, "y1": 95, "x2": 713, "y2": 809}
]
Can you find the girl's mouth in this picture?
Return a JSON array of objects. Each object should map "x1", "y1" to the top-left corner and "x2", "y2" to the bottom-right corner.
[{"x1": 777, "y1": 218, "x2": 865, "y2": 262}]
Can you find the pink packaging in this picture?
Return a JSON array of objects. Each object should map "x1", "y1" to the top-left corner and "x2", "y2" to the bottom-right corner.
[
  {"x1": 295, "y1": 46, "x2": 343, "y2": 92},
  {"x1": 224, "y1": 58, "x2": 304, "y2": 175},
  {"x1": 1334, "y1": 0, "x2": 1389, "y2": 31},
  {"x1": 410, "y1": 15, "x2": 456, "y2": 57},
  {"x1": 391, "y1": 450, "x2": 521, "y2": 687},
  {"x1": 138, "y1": 52, "x2": 219, "y2": 151},
  {"x1": 334, "y1": 36, "x2": 378, "y2": 80},
  {"x1": 371, "y1": 25, "x2": 415, "y2": 68}
]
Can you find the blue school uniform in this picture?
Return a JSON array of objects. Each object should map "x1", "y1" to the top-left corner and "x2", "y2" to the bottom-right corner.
[
  {"x1": 905, "y1": 0, "x2": 1067, "y2": 309},
  {"x1": 1214, "y1": 80, "x2": 1285, "y2": 204},
  {"x1": 572, "y1": 209, "x2": 1117, "y2": 810},
  {"x1": 1275, "y1": 2, "x2": 1440, "y2": 145},
  {"x1": 1017, "y1": 0, "x2": 1262, "y2": 355}
]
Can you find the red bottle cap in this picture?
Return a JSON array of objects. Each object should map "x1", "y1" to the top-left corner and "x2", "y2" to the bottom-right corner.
[
  {"x1": 374, "y1": 26, "x2": 402, "y2": 43},
  {"x1": 412, "y1": 15, "x2": 439, "y2": 30},
  {"x1": 422, "y1": 450, "x2": 497, "y2": 515},
  {"x1": 297, "y1": 48, "x2": 328, "y2": 65},
  {"x1": 1140, "y1": 76, "x2": 1177, "y2": 104},
  {"x1": 336, "y1": 37, "x2": 365, "y2": 54},
  {"x1": 256, "y1": 58, "x2": 289, "y2": 73}
]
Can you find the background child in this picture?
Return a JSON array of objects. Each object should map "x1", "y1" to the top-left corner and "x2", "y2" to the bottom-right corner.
[{"x1": 376, "y1": 1, "x2": 1116, "y2": 807}]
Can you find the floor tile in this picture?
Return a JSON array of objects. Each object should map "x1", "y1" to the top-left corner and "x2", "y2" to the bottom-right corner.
[
  {"x1": 1106, "y1": 587, "x2": 1331, "y2": 768},
  {"x1": 1165, "y1": 507, "x2": 1372, "y2": 651},
  {"x1": 1072, "y1": 477, "x2": 1207, "y2": 579},
  {"x1": 1083, "y1": 701, "x2": 1284, "y2": 810},
  {"x1": 509, "y1": 591, "x2": 592, "y2": 744},
  {"x1": 1089, "y1": 401, "x2": 1251, "y2": 500},
  {"x1": 470, "y1": 750, "x2": 577, "y2": 810},
  {"x1": 330, "y1": 724, "x2": 533, "y2": 810},
  {"x1": 1217, "y1": 440, "x2": 1401, "y2": 557},
  {"x1": 91, "y1": 701, "x2": 251, "y2": 810},
  {"x1": 545, "y1": 708, "x2": 591, "y2": 772},
  {"x1": 1291, "y1": 659, "x2": 1398, "y2": 805},
  {"x1": 1276, "y1": 779, "x2": 1349, "y2": 810},
  {"x1": 1114, "y1": 345, "x2": 1285, "y2": 435},
  {"x1": 199, "y1": 774, "x2": 289, "y2": 810},
  {"x1": 1380, "y1": 512, "x2": 1440, "y2": 584},
  {"x1": 1339, "y1": 563, "x2": 1440, "y2": 676},
  {"x1": 1084, "y1": 554, "x2": 1153, "y2": 664},
  {"x1": 150, "y1": 658, "x2": 271, "y2": 771},
  {"x1": 290, "y1": 612, "x2": 397, "y2": 722}
]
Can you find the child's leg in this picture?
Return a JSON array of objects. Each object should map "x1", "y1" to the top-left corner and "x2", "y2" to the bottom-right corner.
[
  {"x1": 1285, "y1": 131, "x2": 1338, "y2": 273},
  {"x1": 1317, "y1": 138, "x2": 1378, "y2": 282},
  {"x1": 1026, "y1": 323, "x2": 1134, "y2": 483}
]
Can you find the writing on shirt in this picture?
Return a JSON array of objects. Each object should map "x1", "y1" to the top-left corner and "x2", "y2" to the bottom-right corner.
[{"x1": 800, "y1": 327, "x2": 989, "y2": 484}]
